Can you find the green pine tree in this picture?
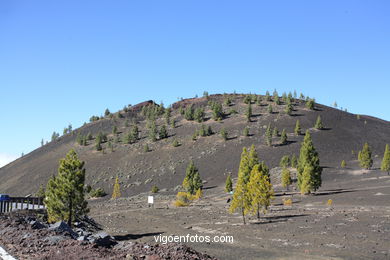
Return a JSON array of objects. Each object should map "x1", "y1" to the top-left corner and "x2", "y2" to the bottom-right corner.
[
  {"x1": 381, "y1": 144, "x2": 390, "y2": 175},
  {"x1": 225, "y1": 173, "x2": 233, "y2": 192},
  {"x1": 182, "y1": 161, "x2": 201, "y2": 195},
  {"x1": 159, "y1": 125, "x2": 168, "y2": 139},
  {"x1": 220, "y1": 128, "x2": 228, "y2": 141},
  {"x1": 243, "y1": 126, "x2": 249, "y2": 137},
  {"x1": 194, "y1": 107, "x2": 205, "y2": 123},
  {"x1": 359, "y1": 143, "x2": 373, "y2": 169},
  {"x1": 229, "y1": 162, "x2": 251, "y2": 224},
  {"x1": 247, "y1": 164, "x2": 274, "y2": 220},
  {"x1": 297, "y1": 130, "x2": 322, "y2": 194},
  {"x1": 281, "y1": 167, "x2": 292, "y2": 191},
  {"x1": 314, "y1": 115, "x2": 324, "y2": 130},
  {"x1": 267, "y1": 104, "x2": 273, "y2": 114},
  {"x1": 291, "y1": 154, "x2": 298, "y2": 168},
  {"x1": 294, "y1": 120, "x2": 301, "y2": 135},
  {"x1": 245, "y1": 103, "x2": 252, "y2": 122},
  {"x1": 265, "y1": 123, "x2": 272, "y2": 147},
  {"x1": 280, "y1": 129, "x2": 287, "y2": 145},
  {"x1": 341, "y1": 160, "x2": 346, "y2": 168},
  {"x1": 44, "y1": 150, "x2": 89, "y2": 226}
]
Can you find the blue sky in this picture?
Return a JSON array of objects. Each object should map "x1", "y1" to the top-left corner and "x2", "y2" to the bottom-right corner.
[{"x1": 0, "y1": 1, "x2": 389, "y2": 166}]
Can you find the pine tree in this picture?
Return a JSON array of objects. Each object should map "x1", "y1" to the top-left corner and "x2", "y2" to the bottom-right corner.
[
  {"x1": 247, "y1": 164, "x2": 274, "y2": 220},
  {"x1": 243, "y1": 126, "x2": 249, "y2": 137},
  {"x1": 265, "y1": 90, "x2": 271, "y2": 101},
  {"x1": 159, "y1": 125, "x2": 168, "y2": 139},
  {"x1": 44, "y1": 150, "x2": 89, "y2": 226},
  {"x1": 211, "y1": 101, "x2": 224, "y2": 121},
  {"x1": 381, "y1": 144, "x2": 390, "y2": 175},
  {"x1": 104, "y1": 108, "x2": 111, "y2": 117},
  {"x1": 273, "y1": 127, "x2": 279, "y2": 137},
  {"x1": 184, "y1": 105, "x2": 194, "y2": 121},
  {"x1": 111, "y1": 176, "x2": 121, "y2": 199},
  {"x1": 294, "y1": 120, "x2": 301, "y2": 135},
  {"x1": 229, "y1": 163, "x2": 251, "y2": 224},
  {"x1": 245, "y1": 103, "x2": 252, "y2": 122},
  {"x1": 267, "y1": 104, "x2": 273, "y2": 114},
  {"x1": 248, "y1": 145, "x2": 260, "y2": 172},
  {"x1": 297, "y1": 130, "x2": 322, "y2": 194},
  {"x1": 95, "y1": 135, "x2": 102, "y2": 151},
  {"x1": 359, "y1": 142, "x2": 373, "y2": 169},
  {"x1": 306, "y1": 99, "x2": 315, "y2": 110},
  {"x1": 281, "y1": 167, "x2": 292, "y2": 191},
  {"x1": 244, "y1": 95, "x2": 252, "y2": 104},
  {"x1": 225, "y1": 173, "x2": 233, "y2": 192},
  {"x1": 148, "y1": 121, "x2": 157, "y2": 142},
  {"x1": 291, "y1": 154, "x2": 298, "y2": 168},
  {"x1": 341, "y1": 160, "x2": 346, "y2": 168},
  {"x1": 280, "y1": 129, "x2": 287, "y2": 145},
  {"x1": 220, "y1": 128, "x2": 228, "y2": 141},
  {"x1": 265, "y1": 123, "x2": 272, "y2": 146},
  {"x1": 194, "y1": 107, "x2": 205, "y2": 123},
  {"x1": 112, "y1": 125, "x2": 118, "y2": 135},
  {"x1": 314, "y1": 115, "x2": 324, "y2": 130},
  {"x1": 164, "y1": 108, "x2": 171, "y2": 125},
  {"x1": 285, "y1": 103, "x2": 293, "y2": 115},
  {"x1": 280, "y1": 155, "x2": 290, "y2": 168},
  {"x1": 144, "y1": 144, "x2": 150, "y2": 152},
  {"x1": 182, "y1": 161, "x2": 201, "y2": 195}
]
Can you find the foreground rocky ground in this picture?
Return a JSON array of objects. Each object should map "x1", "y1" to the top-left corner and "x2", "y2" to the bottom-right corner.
[
  {"x1": 89, "y1": 166, "x2": 390, "y2": 260},
  {"x1": 0, "y1": 210, "x2": 217, "y2": 260}
]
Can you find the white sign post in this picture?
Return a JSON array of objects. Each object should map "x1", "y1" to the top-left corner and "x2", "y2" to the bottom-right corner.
[{"x1": 148, "y1": 196, "x2": 154, "y2": 208}]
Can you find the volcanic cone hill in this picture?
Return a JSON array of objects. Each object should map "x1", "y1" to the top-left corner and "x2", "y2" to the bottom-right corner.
[{"x1": 1, "y1": 93, "x2": 389, "y2": 196}]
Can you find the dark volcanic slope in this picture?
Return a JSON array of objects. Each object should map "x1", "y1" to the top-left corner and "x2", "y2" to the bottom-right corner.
[{"x1": 1, "y1": 94, "x2": 389, "y2": 196}]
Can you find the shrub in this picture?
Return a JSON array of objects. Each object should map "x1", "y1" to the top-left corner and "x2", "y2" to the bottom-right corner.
[
  {"x1": 151, "y1": 185, "x2": 159, "y2": 193},
  {"x1": 144, "y1": 144, "x2": 150, "y2": 152},
  {"x1": 341, "y1": 160, "x2": 346, "y2": 168},
  {"x1": 172, "y1": 139, "x2": 180, "y2": 147},
  {"x1": 194, "y1": 107, "x2": 205, "y2": 123},
  {"x1": 90, "y1": 188, "x2": 107, "y2": 198},
  {"x1": 283, "y1": 198, "x2": 292, "y2": 206}
]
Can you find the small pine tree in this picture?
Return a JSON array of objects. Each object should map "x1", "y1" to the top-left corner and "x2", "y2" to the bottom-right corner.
[
  {"x1": 359, "y1": 143, "x2": 373, "y2": 169},
  {"x1": 314, "y1": 115, "x2": 324, "y2": 130},
  {"x1": 285, "y1": 103, "x2": 293, "y2": 115},
  {"x1": 245, "y1": 103, "x2": 252, "y2": 122},
  {"x1": 184, "y1": 105, "x2": 194, "y2": 121},
  {"x1": 267, "y1": 104, "x2": 273, "y2": 114},
  {"x1": 243, "y1": 126, "x2": 249, "y2": 137},
  {"x1": 194, "y1": 107, "x2": 205, "y2": 123},
  {"x1": 280, "y1": 129, "x2": 287, "y2": 145},
  {"x1": 294, "y1": 120, "x2": 301, "y2": 135},
  {"x1": 111, "y1": 176, "x2": 121, "y2": 199},
  {"x1": 220, "y1": 128, "x2": 228, "y2": 141},
  {"x1": 341, "y1": 160, "x2": 346, "y2": 168},
  {"x1": 148, "y1": 121, "x2": 157, "y2": 142},
  {"x1": 225, "y1": 173, "x2": 233, "y2": 193},
  {"x1": 159, "y1": 125, "x2": 168, "y2": 139},
  {"x1": 112, "y1": 125, "x2": 118, "y2": 135},
  {"x1": 95, "y1": 137, "x2": 102, "y2": 151},
  {"x1": 281, "y1": 167, "x2": 292, "y2": 191},
  {"x1": 280, "y1": 155, "x2": 290, "y2": 168},
  {"x1": 244, "y1": 95, "x2": 252, "y2": 104},
  {"x1": 306, "y1": 99, "x2": 315, "y2": 110},
  {"x1": 265, "y1": 124, "x2": 272, "y2": 147},
  {"x1": 104, "y1": 108, "x2": 111, "y2": 117},
  {"x1": 144, "y1": 144, "x2": 150, "y2": 152},
  {"x1": 381, "y1": 144, "x2": 390, "y2": 175},
  {"x1": 291, "y1": 154, "x2": 298, "y2": 168},
  {"x1": 265, "y1": 90, "x2": 271, "y2": 101},
  {"x1": 272, "y1": 127, "x2": 279, "y2": 137}
]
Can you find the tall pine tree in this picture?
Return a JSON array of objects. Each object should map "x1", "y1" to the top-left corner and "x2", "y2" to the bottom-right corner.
[
  {"x1": 44, "y1": 150, "x2": 89, "y2": 226},
  {"x1": 297, "y1": 130, "x2": 322, "y2": 194},
  {"x1": 359, "y1": 142, "x2": 373, "y2": 169}
]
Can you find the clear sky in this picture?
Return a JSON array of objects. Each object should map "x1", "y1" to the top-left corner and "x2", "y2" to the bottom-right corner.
[{"x1": 0, "y1": 1, "x2": 389, "y2": 166}]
